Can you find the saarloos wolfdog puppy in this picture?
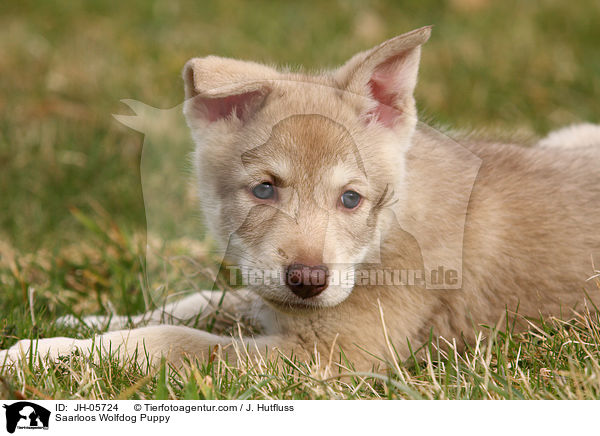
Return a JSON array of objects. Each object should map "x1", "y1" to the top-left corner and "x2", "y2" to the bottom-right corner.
[{"x1": 2, "y1": 26, "x2": 599, "y2": 372}]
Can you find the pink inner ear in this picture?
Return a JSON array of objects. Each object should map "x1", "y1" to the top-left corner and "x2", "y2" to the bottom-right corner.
[
  {"x1": 366, "y1": 54, "x2": 408, "y2": 128},
  {"x1": 195, "y1": 90, "x2": 264, "y2": 122},
  {"x1": 367, "y1": 78, "x2": 401, "y2": 128}
]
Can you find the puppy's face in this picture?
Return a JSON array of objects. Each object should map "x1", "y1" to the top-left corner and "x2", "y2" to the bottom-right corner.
[{"x1": 183, "y1": 27, "x2": 430, "y2": 310}]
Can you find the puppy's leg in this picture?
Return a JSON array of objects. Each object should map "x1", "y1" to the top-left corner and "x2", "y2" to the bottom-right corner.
[
  {"x1": 0, "y1": 325, "x2": 292, "y2": 369},
  {"x1": 58, "y1": 289, "x2": 258, "y2": 331}
]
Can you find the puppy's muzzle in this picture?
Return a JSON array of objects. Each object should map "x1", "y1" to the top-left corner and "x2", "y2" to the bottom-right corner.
[{"x1": 285, "y1": 263, "x2": 329, "y2": 299}]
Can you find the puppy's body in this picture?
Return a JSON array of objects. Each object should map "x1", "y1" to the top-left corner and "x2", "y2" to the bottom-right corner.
[
  {"x1": 2, "y1": 27, "x2": 599, "y2": 370},
  {"x1": 403, "y1": 128, "x2": 600, "y2": 344}
]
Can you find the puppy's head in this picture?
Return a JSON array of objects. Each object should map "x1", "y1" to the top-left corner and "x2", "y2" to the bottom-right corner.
[{"x1": 183, "y1": 27, "x2": 430, "y2": 310}]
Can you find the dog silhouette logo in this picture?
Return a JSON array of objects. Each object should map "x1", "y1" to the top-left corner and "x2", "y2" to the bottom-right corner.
[{"x1": 2, "y1": 402, "x2": 50, "y2": 433}]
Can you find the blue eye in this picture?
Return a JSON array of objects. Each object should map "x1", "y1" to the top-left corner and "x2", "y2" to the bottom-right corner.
[
  {"x1": 252, "y1": 182, "x2": 275, "y2": 200},
  {"x1": 341, "y1": 190, "x2": 361, "y2": 209}
]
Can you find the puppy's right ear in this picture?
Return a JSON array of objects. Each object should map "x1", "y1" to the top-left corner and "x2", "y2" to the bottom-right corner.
[
  {"x1": 183, "y1": 56, "x2": 277, "y2": 125},
  {"x1": 335, "y1": 26, "x2": 431, "y2": 128}
]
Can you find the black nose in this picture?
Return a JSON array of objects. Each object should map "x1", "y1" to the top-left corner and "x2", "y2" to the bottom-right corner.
[{"x1": 285, "y1": 263, "x2": 329, "y2": 299}]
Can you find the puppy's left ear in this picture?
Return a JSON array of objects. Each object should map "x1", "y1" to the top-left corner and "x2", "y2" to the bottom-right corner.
[
  {"x1": 336, "y1": 26, "x2": 431, "y2": 128},
  {"x1": 182, "y1": 56, "x2": 278, "y2": 127}
]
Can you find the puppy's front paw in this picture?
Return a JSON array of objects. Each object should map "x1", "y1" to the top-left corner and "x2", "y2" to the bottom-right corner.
[
  {"x1": 56, "y1": 314, "x2": 82, "y2": 328},
  {"x1": 0, "y1": 340, "x2": 29, "y2": 365},
  {"x1": 0, "y1": 337, "x2": 86, "y2": 366},
  {"x1": 0, "y1": 339, "x2": 36, "y2": 365},
  {"x1": 57, "y1": 314, "x2": 127, "y2": 330}
]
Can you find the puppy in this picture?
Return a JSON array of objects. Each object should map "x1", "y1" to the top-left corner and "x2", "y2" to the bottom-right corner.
[{"x1": 2, "y1": 27, "x2": 599, "y2": 371}]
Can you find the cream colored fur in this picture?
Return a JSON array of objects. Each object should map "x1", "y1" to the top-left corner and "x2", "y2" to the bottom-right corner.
[
  {"x1": 2, "y1": 27, "x2": 599, "y2": 371},
  {"x1": 538, "y1": 123, "x2": 600, "y2": 148}
]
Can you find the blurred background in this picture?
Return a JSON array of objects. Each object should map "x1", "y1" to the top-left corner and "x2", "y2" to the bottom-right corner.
[{"x1": 0, "y1": 0, "x2": 598, "y2": 288}]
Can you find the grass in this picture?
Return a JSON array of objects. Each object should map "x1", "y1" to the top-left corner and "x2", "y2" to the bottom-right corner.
[{"x1": 1, "y1": 0, "x2": 600, "y2": 399}]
